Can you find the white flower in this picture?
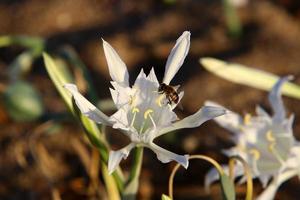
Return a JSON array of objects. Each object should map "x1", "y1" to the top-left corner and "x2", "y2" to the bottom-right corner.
[
  {"x1": 205, "y1": 76, "x2": 300, "y2": 200},
  {"x1": 64, "y1": 31, "x2": 226, "y2": 174}
]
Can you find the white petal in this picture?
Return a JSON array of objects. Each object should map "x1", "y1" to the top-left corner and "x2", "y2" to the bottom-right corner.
[
  {"x1": 205, "y1": 101, "x2": 242, "y2": 133},
  {"x1": 147, "y1": 68, "x2": 159, "y2": 87},
  {"x1": 109, "y1": 81, "x2": 133, "y2": 108},
  {"x1": 64, "y1": 84, "x2": 110, "y2": 124},
  {"x1": 268, "y1": 76, "x2": 293, "y2": 122},
  {"x1": 163, "y1": 31, "x2": 190, "y2": 85},
  {"x1": 256, "y1": 105, "x2": 271, "y2": 118},
  {"x1": 148, "y1": 143, "x2": 189, "y2": 168},
  {"x1": 256, "y1": 181, "x2": 279, "y2": 200},
  {"x1": 108, "y1": 143, "x2": 135, "y2": 174},
  {"x1": 285, "y1": 146, "x2": 300, "y2": 171},
  {"x1": 205, "y1": 167, "x2": 220, "y2": 192},
  {"x1": 109, "y1": 108, "x2": 130, "y2": 131},
  {"x1": 102, "y1": 39, "x2": 129, "y2": 85},
  {"x1": 258, "y1": 174, "x2": 271, "y2": 188},
  {"x1": 157, "y1": 106, "x2": 227, "y2": 137}
]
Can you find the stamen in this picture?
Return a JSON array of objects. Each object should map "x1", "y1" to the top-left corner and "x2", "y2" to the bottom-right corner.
[
  {"x1": 266, "y1": 130, "x2": 276, "y2": 142},
  {"x1": 243, "y1": 114, "x2": 252, "y2": 125},
  {"x1": 132, "y1": 107, "x2": 140, "y2": 114},
  {"x1": 130, "y1": 107, "x2": 140, "y2": 127},
  {"x1": 139, "y1": 121, "x2": 146, "y2": 134},
  {"x1": 139, "y1": 109, "x2": 156, "y2": 134},
  {"x1": 144, "y1": 109, "x2": 154, "y2": 119},
  {"x1": 147, "y1": 112, "x2": 157, "y2": 129},
  {"x1": 249, "y1": 148, "x2": 260, "y2": 160},
  {"x1": 156, "y1": 94, "x2": 165, "y2": 107},
  {"x1": 267, "y1": 141, "x2": 285, "y2": 164}
]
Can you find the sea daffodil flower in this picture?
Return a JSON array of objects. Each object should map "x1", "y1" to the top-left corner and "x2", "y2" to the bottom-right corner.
[
  {"x1": 64, "y1": 31, "x2": 226, "y2": 174},
  {"x1": 205, "y1": 76, "x2": 300, "y2": 200}
]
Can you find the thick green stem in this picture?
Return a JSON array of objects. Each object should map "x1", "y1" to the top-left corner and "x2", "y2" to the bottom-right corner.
[
  {"x1": 123, "y1": 147, "x2": 144, "y2": 200},
  {"x1": 101, "y1": 162, "x2": 121, "y2": 200}
]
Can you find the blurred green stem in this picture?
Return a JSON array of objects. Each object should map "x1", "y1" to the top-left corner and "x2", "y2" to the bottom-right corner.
[
  {"x1": 123, "y1": 147, "x2": 144, "y2": 200},
  {"x1": 222, "y1": 0, "x2": 242, "y2": 37},
  {"x1": 101, "y1": 162, "x2": 121, "y2": 200}
]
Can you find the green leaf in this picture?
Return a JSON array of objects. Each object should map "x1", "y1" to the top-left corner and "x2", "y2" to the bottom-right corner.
[
  {"x1": 0, "y1": 35, "x2": 44, "y2": 49},
  {"x1": 123, "y1": 147, "x2": 144, "y2": 200},
  {"x1": 3, "y1": 81, "x2": 44, "y2": 121},
  {"x1": 200, "y1": 57, "x2": 300, "y2": 100},
  {"x1": 43, "y1": 53, "x2": 74, "y2": 113},
  {"x1": 8, "y1": 51, "x2": 35, "y2": 81},
  {"x1": 43, "y1": 52, "x2": 125, "y2": 191},
  {"x1": 161, "y1": 194, "x2": 172, "y2": 200},
  {"x1": 220, "y1": 174, "x2": 236, "y2": 200}
]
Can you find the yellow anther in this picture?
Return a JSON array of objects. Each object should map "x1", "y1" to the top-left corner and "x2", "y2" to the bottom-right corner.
[
  {"x1": 130, "y1": 107, "x2": 140, "y2": 127},
  {"x1": 144, "y1": 109, "x2": 154, "y2": 119},
  {"x1": 266, "y1": 130, "x2": 276, "y2": 142},
  {"x1": 132, "y1": 107, "x2": 140, "y2": 113},
  {"x1": 156, "y1": 94, "x2": 165, "y2": 107},
  {"x1": 249, "y1": 148, "x2": 260, "y2": 160},
  {"x1": 243, "y1": 113, "x2": 252, "y2": 125}
]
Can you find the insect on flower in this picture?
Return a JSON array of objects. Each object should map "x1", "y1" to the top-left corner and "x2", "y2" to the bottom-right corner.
[
  {"x1": 64, "y1": 31, "x2": 227, "y2": 174},
  {"x1": 158, "y1": 83, "x2": 179, "y2": 105}
]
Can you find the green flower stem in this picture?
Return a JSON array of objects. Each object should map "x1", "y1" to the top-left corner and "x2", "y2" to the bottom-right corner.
[
  {"x1": 222, "y1": 0, "x2": 242, "y2": 37},
  {"x1": 80, "y1": 115, "x2": 125, "y2": 191},
  {"x1": 228, "y1": 156, "x2": 253, "y2": 200},
  {"x1": 101, "y1": 162, "x2": 121, "y2": 200},
  {"x1": 123, "y1": 147, "x2": 144, "y2": 200}
]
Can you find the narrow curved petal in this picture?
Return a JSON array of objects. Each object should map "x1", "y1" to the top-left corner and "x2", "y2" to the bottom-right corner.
[
  {"x1": 268, "y1": 76, "x2": 293, "y2": 122},
  {"x1": 256, "y1": 105, "x2": 271, "y2": 119},
  {"x1": 256, "y1": 181, "x2": 279, "y2": 200},
  {"x1": 108, "y1": 143, "x2": 136, "y2": 174},
  {"x1": 64, "y1": 84, "x2": 111, "y2": 124},
  {"x1": 285, "y1": 145, "x2": 300, "y2": 171},
  {"x1": 157, "y1": 106, "x2": 227, "y2": 137},
  {"x1": 256, "y1": 169, "x2": 298, "y2": 200},
  {"x1": 205, "y1": 101, "x2": 242, "y2": 133},
  {"x1": 163, "y1": 31, "x2": 190, "y2": 85},
  {"x1": 148, "y1": 143, "x2": 189, "y2": 169},
  {"x1": 102, "y1": 39, "x2": 129, "y2": 85}
]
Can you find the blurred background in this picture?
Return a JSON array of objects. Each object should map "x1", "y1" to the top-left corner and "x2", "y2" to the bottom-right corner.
[{"x1": 1, "y1": 0, "x2": 300, "y2": 199}]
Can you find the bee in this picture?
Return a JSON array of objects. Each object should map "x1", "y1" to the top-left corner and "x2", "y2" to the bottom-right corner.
[{"x1": 158, "y1": 83, "x2": 179, "y2": 105}]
